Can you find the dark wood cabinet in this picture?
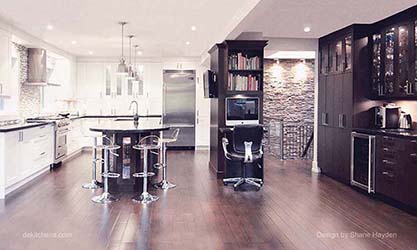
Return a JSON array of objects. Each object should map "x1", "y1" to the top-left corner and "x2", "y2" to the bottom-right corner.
[
  {"x1": 318, "y1": 28, "x2": 361, "y2": 184},
  {"x1": 375, "y1": 135, "x2": 417, "y2": 209},
  {"x1": 208, "y1": 40, "x2": 267, "y2": 178},
  {"x1": 371, "y1": 19, "x2": 417, "y2": 99}
]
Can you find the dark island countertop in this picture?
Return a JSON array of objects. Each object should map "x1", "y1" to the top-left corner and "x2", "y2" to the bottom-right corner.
[
  {"x1": 0, "y1": 121, "x2": 53, "y2": 133},
  {"x1": 353, "y1": 128, "x2": 417, "y2": 139},
  {"x1": 70, "y1": 114, "x2": 162, "y2": 120},
  {"x1": 89, "y1": 119, "x2": 170, "y2": 133}
]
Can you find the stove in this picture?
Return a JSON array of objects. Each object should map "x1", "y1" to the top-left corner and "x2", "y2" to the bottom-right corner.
[{"x1": 27, "y1": 115, "x2": 71, "y2": 164}]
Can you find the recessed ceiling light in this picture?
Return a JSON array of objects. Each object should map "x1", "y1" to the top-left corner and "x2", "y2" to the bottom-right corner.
[
  {"x1": 137, "y1": 51, "x2": 143, "y2": 55},
  {"x1": 88, "y1": 51, "x2": 93, "y2": 55},
  {"x1": 304, "y1": 26, "x2": 311, "y2": 33},
  {"x1": 47, "y1": 24, "x2": 53, "y2": 30},
  {"x1": 185, "y1": 41, "x2": 190, "y2": 46},
  {"x1": 71, "y1": 40, "x2": 77, "y2": 45},
  {"x1": 191, "y1": 25, "x2": 197, "y2": 31}
]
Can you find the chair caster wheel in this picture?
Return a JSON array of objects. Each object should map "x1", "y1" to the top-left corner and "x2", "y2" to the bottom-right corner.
[
  {"x1": 223, "y1": 182, "x2": 228, "y2": 186},
  {"x1": 233, "y1": 187, "x2": 239, "y2": 191}
]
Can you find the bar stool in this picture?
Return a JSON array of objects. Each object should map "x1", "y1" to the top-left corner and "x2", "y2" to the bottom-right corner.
[
  {"x1": 82, "y1": 134, "x2": 105, "y2": 189},
  {"x1": 92, "y1": 143, "x2": 121, "y2": 204},
  {"x1": 154, "y1": 128, "x2": 180, "y2": 190},
  {"x1": 132, "y1": 135, "x2": 161, "y2": 204}
]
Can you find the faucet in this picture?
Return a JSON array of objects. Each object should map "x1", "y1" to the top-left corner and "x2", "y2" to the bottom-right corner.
[{"x1": 129, "y1": 100, "x2": 139, "y2": 122}]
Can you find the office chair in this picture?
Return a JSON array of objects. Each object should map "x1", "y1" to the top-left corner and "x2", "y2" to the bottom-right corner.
[{"x1": 222, "y1": 125, "x2": 264, "y2": 190}]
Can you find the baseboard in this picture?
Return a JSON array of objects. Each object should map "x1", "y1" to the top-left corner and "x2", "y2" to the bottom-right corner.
[
  {"x1": 311, "y1": 160, "x2": 321, "y2": 173},
  {"x1": 63, "y1": 148, "x2": 84, "y2": 163},
  {"x1": 195, "y1": 145, "x2": 209, "y2": 150},
  {"x1": 4, "y1": 166, "x2": 50, "y2": 198}
]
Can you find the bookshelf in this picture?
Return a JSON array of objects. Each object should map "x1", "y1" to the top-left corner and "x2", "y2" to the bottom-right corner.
[{"x1": 208, "y1": 40, "x2": 267, "y2": 178}]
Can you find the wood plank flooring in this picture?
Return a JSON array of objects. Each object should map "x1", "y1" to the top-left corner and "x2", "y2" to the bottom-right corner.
[{"x1": 0, "y1": 151, "x2": 416, "y2": 250}]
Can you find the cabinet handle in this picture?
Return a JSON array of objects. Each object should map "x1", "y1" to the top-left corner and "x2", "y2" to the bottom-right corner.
[
  {"x1": 0, "y1": 83, "x2": 2, "y2": 94},
  {"x1": 322, "y1": 113, "x2": 328, "y2": 126},
  {"x1": 382, "y1": 171, "x2": 394, "y2": 178},
  {"x1": 382, "y1": 159, "x2": 395, "y2": 165},
  {"x1": 40, "y1": 152, "x2": 46, "y2": 156},
  {"x1": 410, "y1": 153, "x2": 417, "y2": 158},
  {"x1": 383, "y1": 147, "x2": 391, "y2": 152},
  {"x1": 411, "y1": 140, "x2": 417, "y2": 144}
]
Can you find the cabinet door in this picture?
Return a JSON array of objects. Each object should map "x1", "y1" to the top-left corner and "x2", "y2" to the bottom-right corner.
[
  {"x1": 336, "y1": 129, "x2": 351, "y2": 184},
  {"x1": 405, "y1": 139, "x2": 417, "y2": 208},
  {"x1": 397, "y1": 23, "x2": 413, "y2": 96},
  {"x1": 324, "y1": 127, "x2": 334, "y2": 175},
  {"x1": 4, "y1": 131, "x2": 21, "y2": 187},
  {"x1": 0, "y1": 30, "x2": 10, "y2": 97},
  {"x1": 383, "y1": 27, "x2": 396, "y2": 95},
  {"x1": 333, "y1": 74, "x2": 343, "y2": 127},
  {"x1": 317, "y1": 125, "x2": 327, "y2": 172},
  {"x1": 325, "y1": 75, "x2": 335, "y2": 127},
  {"x1": 320, "y1": 44, "x2": 329, "y2": 74},
  {"x1": 318, "y1": 74, "x2": 327, "y2": 126},
  {"x1": 371, "y1": 33, "x2": 383, "y2": 97},
  {"x1": 342, "y1": 73, "x2": 353, "y2": 128},
  {"x1": 344, "y1": 35, "x2": 353, "y2": 71}
]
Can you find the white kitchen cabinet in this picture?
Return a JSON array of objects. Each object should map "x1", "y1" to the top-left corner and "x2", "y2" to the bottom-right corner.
[
  {"x1": 68, "y1": 119, "x2": 83, "y2": 155},
  {"x1": 0, "y1": 124, "x2": 54, "y2": 199},
  {"x1": 0, "y1": 29, "x2": 10, "y2": 98},
  {"x1": 3, "y1": 131, "x2": 20, "y2": 187}
]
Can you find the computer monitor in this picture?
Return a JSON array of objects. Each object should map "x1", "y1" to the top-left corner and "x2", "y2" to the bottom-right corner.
[{"x1": 225, "y1": 97, "x2": 259, "y2": 126}]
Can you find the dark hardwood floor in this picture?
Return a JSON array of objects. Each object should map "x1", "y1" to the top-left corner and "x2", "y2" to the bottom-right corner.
[{"x1": 0, "y1": 151, "x2": 416, "y2": 250}]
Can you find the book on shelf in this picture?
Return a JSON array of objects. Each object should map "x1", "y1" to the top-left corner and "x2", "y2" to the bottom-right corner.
[
  {"x1": 227, "y1": 73, "x2": 259, "y2": 91},
  {"x1": 228, "y1": 53, "x2": 261, "y2": 70}
]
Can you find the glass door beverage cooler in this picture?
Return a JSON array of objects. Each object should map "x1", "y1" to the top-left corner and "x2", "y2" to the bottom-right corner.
[{"x1": 351, "y1": 132, "x2": 376, "y2": 193}]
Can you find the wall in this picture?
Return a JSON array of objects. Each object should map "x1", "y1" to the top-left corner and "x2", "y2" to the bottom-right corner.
[
  {"x1": 0, "y1": 17, "x2": 77, "y2": 118},
  {"x1": 14, "y1": 43, "x2": 41, "y2": 117},
  {"x1": 263, "y1": 58, "x2": 315, "y2": 159}
]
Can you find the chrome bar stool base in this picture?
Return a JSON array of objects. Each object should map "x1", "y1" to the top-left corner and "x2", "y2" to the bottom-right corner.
[
  {"x1": 92, "y1": 192, "x2": 119, "y2": 204},
  {"x1": 132, "y1": 192, "x2": 159, "y2": 204},
  {"x1": 154, "y1": 180, "x2": 176, "y2": 190},
  {"x1": 82, "y1": 180, "x2": 99, "y2": 189}
]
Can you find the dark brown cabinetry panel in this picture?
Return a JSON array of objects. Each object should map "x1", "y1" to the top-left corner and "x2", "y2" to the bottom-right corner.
[
  {"x1": 318, "y1": 31, "x2": 355, "y2": 183},
  {"x1": 375, "y1": 135, "x2": 417, "y2": 209},
  {"x1": 371, "y1": 21, "x2": 417, "y2": 99}
]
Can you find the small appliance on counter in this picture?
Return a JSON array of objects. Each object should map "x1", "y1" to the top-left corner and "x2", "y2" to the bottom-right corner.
[
  {"x1": 399, "y1": 112, "x2": 412, "y2": 129},
  {"x1": 372, "y1": 103, "x2": 401, "y2": 129}
]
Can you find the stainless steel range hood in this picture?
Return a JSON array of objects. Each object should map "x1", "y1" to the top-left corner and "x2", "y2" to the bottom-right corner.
[
  {"x1": 25, "y1": 48, "x2": 47, "y2": 86},
  {"x1": 25, "y1": 48, "x2": 60, "y2": 86}
]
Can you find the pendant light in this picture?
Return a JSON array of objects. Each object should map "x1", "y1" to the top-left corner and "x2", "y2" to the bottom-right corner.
[
  {"x1": 132, "y1": 45, "x2": 140, "y2": 83},
  {"x1": 116, "y1": 22, "x2": 128, "y2": 75},
  {"x1": 126, "y1": 35, "x2": 135, "y2": 80}
]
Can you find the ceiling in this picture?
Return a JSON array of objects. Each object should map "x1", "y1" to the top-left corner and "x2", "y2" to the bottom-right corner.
[
  {"x1": 0, "y1": 0, "x2": 260, "y2": 58},
  {"x1": 228, "y1": 0, "x2": 417, "y2": 39}
]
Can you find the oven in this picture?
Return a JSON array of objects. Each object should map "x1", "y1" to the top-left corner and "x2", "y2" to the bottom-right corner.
[
  {"x1": 351, "y1": 132, "x2": 376, "y2": 193},
  {"x1": 55, "y1": 124, "x2": 69, "y2": 163}
]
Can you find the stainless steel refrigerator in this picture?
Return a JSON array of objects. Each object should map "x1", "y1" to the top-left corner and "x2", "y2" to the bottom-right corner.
[{"x1": 163, "y1": 70, "x2": 196, "y2": 148}]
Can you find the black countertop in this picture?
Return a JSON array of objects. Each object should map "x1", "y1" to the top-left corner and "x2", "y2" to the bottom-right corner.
[
  {"x1": 89, "y1": 119, "x2": 170, "y2": 133},
  {"x1": 70, "y1": 114, "x2": 162, "y2": 120},
  {"x1": 353, "y1": 128, "x2": 417, "y2": 139},
  {"x1": 0, "y1": 122, "x2": 53, "y2": 133}
]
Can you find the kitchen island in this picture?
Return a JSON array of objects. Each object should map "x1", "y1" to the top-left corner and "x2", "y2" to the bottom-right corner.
[{"x1": 89, "y1": 118, "x2": 170, "y2": 194}]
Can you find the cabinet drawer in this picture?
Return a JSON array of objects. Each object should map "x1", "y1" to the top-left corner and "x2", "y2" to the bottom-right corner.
[
  {"x1": 382, "y1": 136, "x2": 397, "y2": 147},
  {"x1": 376, "y1": 169, "x2": 399, "y2": 199},
  {"x1": 380, "y1": 158, "x2": 397, "y2": 171}
]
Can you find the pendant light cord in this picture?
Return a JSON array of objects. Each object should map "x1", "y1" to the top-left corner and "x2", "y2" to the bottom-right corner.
[{"x1": 121, "y1": 23, "x2": 124, "y2": 59}]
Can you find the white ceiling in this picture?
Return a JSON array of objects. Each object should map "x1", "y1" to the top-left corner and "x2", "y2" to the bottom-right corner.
[
  {"x1": 228, "y1": 0, "x2": 417, "y2": 39},
  {"x1": 0, "y1": 0, "x2": 260, "y2": 58}
]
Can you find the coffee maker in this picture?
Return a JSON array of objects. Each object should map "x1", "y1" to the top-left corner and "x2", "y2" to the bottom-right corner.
[{"x1": 372, "y1": 103, "x2": 412, "y2": 129}]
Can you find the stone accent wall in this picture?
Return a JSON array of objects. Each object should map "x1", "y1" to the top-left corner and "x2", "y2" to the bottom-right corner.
[
  {"x1": 15, "y1": 43, "x2": 41, "y2": 117},
  {"x1": 263, "y1": 58, "x2": 315, "y2": 159}
]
